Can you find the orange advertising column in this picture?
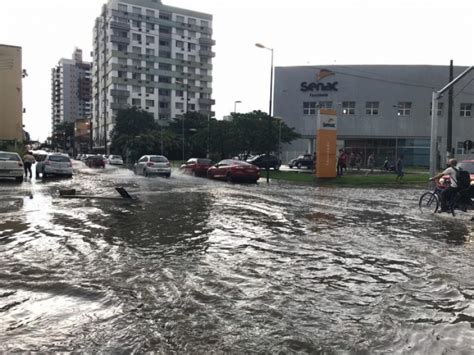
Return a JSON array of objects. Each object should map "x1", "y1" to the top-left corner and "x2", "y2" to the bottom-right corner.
[{"x1": 316, "y1": 108, "x2": 337, "y2": 178}]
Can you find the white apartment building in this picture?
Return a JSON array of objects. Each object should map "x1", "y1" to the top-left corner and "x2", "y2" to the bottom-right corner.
[
  {"x1": 92, "y1": 0, "x2": 215, "y2": 152},
  {"x1": 51, "y1": 48, "x2": 92, "y2": 134}
]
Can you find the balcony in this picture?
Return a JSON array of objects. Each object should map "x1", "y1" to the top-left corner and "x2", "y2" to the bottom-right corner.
[
  {"x1": 110, "y1": 21, "x2": 130, "y2": 30},
  {"x1": 199, "y1": 37, "x2": 216, "y2": 46},
  {"x1": 198, "y1": 98, "x2": 215, "y2": 106},
  {"x1": 110, "y1": 35, "x2": 130, "y2": 45},
  {"x1": 111, "y1": 102, "x2": 129, "y2": 110},
  {"x1": 199, "y1": 50, "x2": 215, "y2": 58},
  {"x1": 111, "y1": 89, "x2": 130, "y2": 97}
]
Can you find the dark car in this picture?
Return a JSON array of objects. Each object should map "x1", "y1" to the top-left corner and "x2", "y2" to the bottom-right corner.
[
  {"x1": 85, "y1": 155, "x2": 105, "y2": 168},
  {"x1": 289, "y1": 154, "x2": 314, "y2": 169},
  {"x1": 246, "y1": 154, "x2": 281, "y2": 170},
  {"x1": 207, "y1": 159, "x2": 260, "y2": 183},
  {"x1": 180, "y1": 158, "x2": 213, "y2": 177}
]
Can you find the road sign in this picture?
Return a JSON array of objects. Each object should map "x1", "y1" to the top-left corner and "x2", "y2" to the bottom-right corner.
[{"x1": 463, "y1": 140, "x2": 473, "y2": 151}]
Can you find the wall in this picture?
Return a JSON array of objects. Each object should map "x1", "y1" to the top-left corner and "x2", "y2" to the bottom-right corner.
[{"x1": 0, "y1": 44, "x2": 22, "y2": 142}]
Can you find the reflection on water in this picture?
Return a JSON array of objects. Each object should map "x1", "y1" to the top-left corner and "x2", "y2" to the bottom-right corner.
[{"x1": 1, "y1": 163, "x2": 474, "y2": 352}]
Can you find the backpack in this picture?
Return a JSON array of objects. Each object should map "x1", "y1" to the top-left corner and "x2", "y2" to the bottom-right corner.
[{"x1": 453, "y1": 167, "x2": 471, "y2": 189}]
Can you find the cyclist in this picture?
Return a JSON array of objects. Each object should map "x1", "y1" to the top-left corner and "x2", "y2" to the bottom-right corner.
[{"x1": 429, "y1": 158, "x2": 458, "y2": 213}]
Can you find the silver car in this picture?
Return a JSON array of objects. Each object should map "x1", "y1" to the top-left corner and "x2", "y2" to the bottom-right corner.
[
  {"x1": 134, "y1": 155, "x2": 171, "y2": 177},
  {"x1": 0, "y1": 151, "x2": 24, "y2": 182},
  {"x1": 36, "y1": 153, "x2": 73, "y2": 178}
]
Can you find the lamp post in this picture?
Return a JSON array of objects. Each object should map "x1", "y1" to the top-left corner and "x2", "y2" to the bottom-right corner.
[
  {"x1": 176, "y1": 79, "x2": 189, "y2": 161},
  {"x1": 234, "y1": 100, "x2": 242, "y2": 113},
  {"x1": 255, "y1": 42, "x2": 274, "y2": 183}
]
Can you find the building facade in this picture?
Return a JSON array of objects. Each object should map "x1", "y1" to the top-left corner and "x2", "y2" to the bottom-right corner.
[
  {"x1": 274, "y1": 65, "x2": 474, "y2": 167},
  {"x1": 92, "y1": 0, "x2": 215, "y2": 153},
  {"x1": 0, "y1": 44, "x2": 23, "y2": 144},
  {"x1": 51, "y1": 48, "x2": 92, "y2": 136}
]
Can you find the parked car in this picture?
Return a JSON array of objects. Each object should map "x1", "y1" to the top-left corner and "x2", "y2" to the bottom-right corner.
[
  {"x1": 0, "y1": 151, "x2": 24, "y2": 182},
  {"x1": 207, "y1": 159, "x2": 260, "y2": 183},
  {"x1": 134, "y1": 155, "x2": 171, "y2": 177},
  {"x1": 108, "y1": 155, "x2": 124, "y2": 165},
  {"x1": 36, "y1": 153, "x2": 73, "y2": 178},
  {"x1": 246, "y1": 154, "x2": 281, "y2": 170},
  {"x1": 85, "y1": 155, "x2": 106, "y2": 168},
  {"x1": 180, "y1": 158, "x2": 213, "y2": 177},
  {"x1": 81, "y1": 154, "x2": 94, "y2": 162},
  {"x1": 288, "y1": 154, "x2": 314, "y2": 169}
]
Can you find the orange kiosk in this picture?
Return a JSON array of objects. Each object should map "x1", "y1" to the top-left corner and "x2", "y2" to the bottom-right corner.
[{"x1": 315, "y1": 108, "x2": 337, "y2": 178}]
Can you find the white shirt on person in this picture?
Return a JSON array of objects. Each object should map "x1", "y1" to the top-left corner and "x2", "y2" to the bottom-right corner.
[{"x1": 442, "y1": 166, "x2": 458, "y2": 188}]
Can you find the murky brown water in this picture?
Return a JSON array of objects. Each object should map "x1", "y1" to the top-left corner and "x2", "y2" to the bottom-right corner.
[{"x1": 1, "y1": 162, "x2": 474, "y2": 352}]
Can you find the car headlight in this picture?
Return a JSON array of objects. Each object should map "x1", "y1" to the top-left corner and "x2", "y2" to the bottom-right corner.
[
  {"x1": 439, "y1": 178, "x2": 445, "y2": 184},
  {"x1": 471, "y1": 180, "x2": 474, "y2": 186}
]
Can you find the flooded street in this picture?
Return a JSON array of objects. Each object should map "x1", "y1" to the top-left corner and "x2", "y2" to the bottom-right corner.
[{"x1": 1, "y1": 162, "x2": 474, "y2": 352}]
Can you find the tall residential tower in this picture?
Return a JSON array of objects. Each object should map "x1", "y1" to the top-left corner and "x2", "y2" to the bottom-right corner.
[
  {"x1": 51, "y1": 48, "x2": 92, "y2": 134},
  {"x1": 92, "y1": 0, "x2": 215, "y2": 153}
]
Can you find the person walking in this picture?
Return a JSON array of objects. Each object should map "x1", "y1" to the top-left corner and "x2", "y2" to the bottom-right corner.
[
  {"x1": 355, "y1": 152, "x2": 362, "y2": 171},
  {"x1": 348, "y1": 152, "x2": 356, "y2": 172},
  {"x1": 366, "y1": 153, "x2": 375, "y2": 175},
  {"x1": 22, "y1": 151, "x2": 36, "y2": 179},
  {"x1": 337, "y1": 149, "x2": 348, "y2": 176},
  {"x1": 395, "y1": 155, "x2": 404, "y2": 182}
]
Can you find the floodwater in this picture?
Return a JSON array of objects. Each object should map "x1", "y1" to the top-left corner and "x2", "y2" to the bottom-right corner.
[{"x1": 1, "y1": 162, "x2": 474, "y2": 352}]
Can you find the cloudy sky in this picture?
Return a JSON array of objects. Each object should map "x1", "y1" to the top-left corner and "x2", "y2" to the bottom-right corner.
[{"x1": 1, "y1": 0, "x2": 472, "y2": 141}]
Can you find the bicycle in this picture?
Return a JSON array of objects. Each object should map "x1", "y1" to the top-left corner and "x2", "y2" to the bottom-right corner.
[{"x1": 419, "y1": 182, "x2": 474, "y2": 216}]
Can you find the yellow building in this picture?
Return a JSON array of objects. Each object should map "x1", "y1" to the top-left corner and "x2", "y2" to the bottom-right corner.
[{"x1": 0, "y1": 44, "x2": 23, "y2": 143}]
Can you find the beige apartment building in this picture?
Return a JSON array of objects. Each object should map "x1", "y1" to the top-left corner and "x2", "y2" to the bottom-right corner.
[{"x1": 0, "y1": 44, "x2": 23, "y2": 143}]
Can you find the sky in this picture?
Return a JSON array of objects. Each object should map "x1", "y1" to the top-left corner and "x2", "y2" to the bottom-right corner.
[{"x1": 1, "y1": 0, "x2": 473, "y2": 142}]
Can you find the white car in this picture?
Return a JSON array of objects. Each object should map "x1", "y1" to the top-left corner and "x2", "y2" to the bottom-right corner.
[
  {"x1": 0, "y1": 151, "x2": 24, "y2": 182},
  {"x1": 108, "y1": 155, "x2": 124, "y2": 165},
  {"x1": 36, "y1": 153, "x2": 73, "y2": 178},
  {"x1": 134, "y1": 155, "x2": 171, "y2": 177}
]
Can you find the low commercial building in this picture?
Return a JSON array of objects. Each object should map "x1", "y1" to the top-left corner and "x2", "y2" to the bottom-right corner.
[
  {"x1": 0, "y1": 44, "x2": 23, "y2": 146},
  {"x1": 274, "y1": 65, "x2": 474, "y2": 167}
]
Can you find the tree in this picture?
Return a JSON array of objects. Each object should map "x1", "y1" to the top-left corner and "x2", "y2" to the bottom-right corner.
[{"x1": 110, "y1": 107, "x2": 161, "y2": 162}]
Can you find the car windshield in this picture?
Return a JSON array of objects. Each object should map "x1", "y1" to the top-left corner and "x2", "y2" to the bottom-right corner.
[
  {"x1": 48, "y1": 155, "x2": 70, "y2": 162},
  {"x1": 197, "y1": 159, "x2": 212, "y2": 164},
  {"x1": 233, "y1": 160, "x2": 251, "y2": 166},
  {"x1": 0, "y1": 153, "x2": 20, "y2": 161},
  {"x1": 458, "y1": 162, "x2": 474, "y2": 174},
  {"x1": 111, "y1": 155, "x2": 121, "y2": 159},
  {"x1": 150, "y1": 156, "x2": 168, "y2": 163}
]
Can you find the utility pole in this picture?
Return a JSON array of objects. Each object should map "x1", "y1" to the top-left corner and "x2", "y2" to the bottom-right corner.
[
  {"x1": 430, "y1": 66, "x2": 474, "y2": 178},
  {"x1": 446, "y1": 60, "x2": 454, "y2": 158}
]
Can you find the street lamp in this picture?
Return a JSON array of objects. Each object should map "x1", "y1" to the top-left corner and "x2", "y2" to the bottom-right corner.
[
  {"x1": 176, "y1": 79, "x2": 189, "y2": 161},
  {"x1": 255, "y1": 42, "x2": 274, "y2": 183},
  {"x1": 234, "y1": 100, "x2": 242, "y2": 113}
]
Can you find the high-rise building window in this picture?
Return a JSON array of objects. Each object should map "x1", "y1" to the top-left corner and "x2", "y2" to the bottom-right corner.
[
  {"x1": 132, "y1": 98, "x2": 141, "y2": 106},
  {"x1": 132, "y1": 33, "x2": 142, "y2": 41},
  {"x1": 365, "y1": 101, "x2": 379, "y2": 115},
  {"x1": 146, "y1": 100, "x2": 154, "y2": 107},
  {"x1": 188, "y1": 18, "x2": 196, "y2": 25},
  {"x1": 201, "y1": 20, "x2": 209, "y2": 27},
  {"x1": 159, "y1": 102, "x2": 170, "y2": 108},
  {"x1": 159, "y1": 89, "x2": 170, "y2": 96},
  {"x1": 118, "y1": 4, "x2": 128, "y2": 12},
  {"x1": 175, "y1": 40, "x2": 184, "y2": 48},
  {"x1": 397, "y1": 102, "x2": 412, "y2": 116},
  {"x1": 176, "y1": 102, "x2": 184, "y2": 109},
  {"x1": 158, "y1": 76, "x2": 171, "y2": 83},
  {"x1": 146, "y1": 9, "x2": 155, "y2": 17},
  {"x1": 146, "y1": 87, "x2": 154, "y2": 94},
  {"x1": 146, "y1": 36, "x2": 154, "y2": 44},
  {"x1": 342, "y1": 101, "x2": 356, "y2": 115},
  {"x1": 159, "y1": 12, "x2": 171, "y2": 20},
  {"x1": 176, "y1": 15, "x2": 185, "y2": 23},
  {"x1": 460, "y1": 103, "x2": 472, "y2": 117}
]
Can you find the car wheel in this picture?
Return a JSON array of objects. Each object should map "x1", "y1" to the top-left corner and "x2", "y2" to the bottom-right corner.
[
  {"x1": 16, "y1": 176, "x2": 23, "y2": 183},
  {"x1": 226, "y1": 173, "x2": 233, "y2": 183},
  {"x1": 274, "y1": 164, "x2": 280, "y2": 171},
  {"x1": 297, "y1": 163, "x2": 302, "y2": 169},
  {"x1": 165, "y1": 173, "x2": 171, "y2": 178},
  {"x1": 191, "y1": 170, "x2": 196, "y2": 177},
  {"x1": 42, "y1": 168, "x2": 47, "y2": 178},
  {"x1": 144, "y1": 169, "x2": 149, "y2": 177}
]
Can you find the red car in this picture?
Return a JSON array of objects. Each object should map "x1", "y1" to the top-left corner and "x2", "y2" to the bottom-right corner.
[
  {"x1": 180, "y1": 158, "x2": 213, "y2": 177},
  {"x1": 438, "y1": 160, "x2": 474, "y2": 187},
  {"x1": 207, "y1": 159, "x2": 260, "y2": 183}
]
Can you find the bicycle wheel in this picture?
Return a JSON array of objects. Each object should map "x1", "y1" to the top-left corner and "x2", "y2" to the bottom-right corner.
[{"x1": 419, "y1": 192, "x2": 439, "y2": 213}]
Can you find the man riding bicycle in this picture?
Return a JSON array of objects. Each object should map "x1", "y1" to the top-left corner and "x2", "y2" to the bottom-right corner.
[{"x1": 429, "y1": 158, "x2": 459, "y2": 213}]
